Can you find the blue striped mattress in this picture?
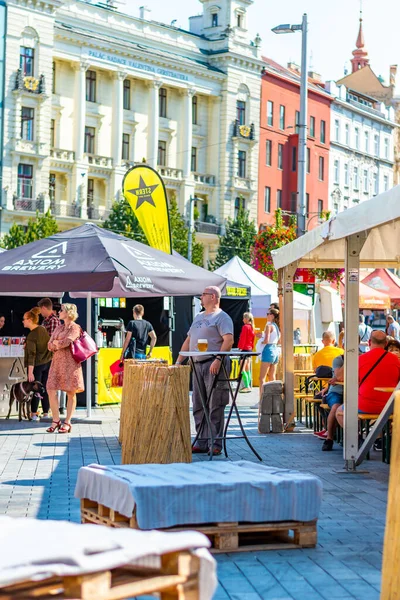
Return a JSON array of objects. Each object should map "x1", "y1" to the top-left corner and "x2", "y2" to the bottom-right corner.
[{"x1": 75, "y1": 461, "x2": 322, "y2": 529}]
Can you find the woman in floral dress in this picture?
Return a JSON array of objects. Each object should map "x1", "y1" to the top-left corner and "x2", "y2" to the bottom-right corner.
[{"x1": 46, "y1": 303, "x2": 84, "y2": 434}]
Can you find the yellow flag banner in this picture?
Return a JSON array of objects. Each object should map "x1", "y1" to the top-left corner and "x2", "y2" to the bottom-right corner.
[{"x1": 122, "y1": 165, "x2": 172, "y2": 254}]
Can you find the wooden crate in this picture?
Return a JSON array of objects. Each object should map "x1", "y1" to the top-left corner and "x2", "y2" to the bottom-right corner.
[
  {"x1": 0, "y1": 549, "x2": 200, "y2": 599},
  {"x1": 81, "y1": 499, "x2": 317, "y2": 553},
  {"x1": 120, "y1": 363, "x2": 191, "y2": 465}
]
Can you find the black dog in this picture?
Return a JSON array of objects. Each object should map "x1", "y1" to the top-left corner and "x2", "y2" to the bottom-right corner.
[{"x1": 6, "y1": 381, "x2": 46, "y2": 422}]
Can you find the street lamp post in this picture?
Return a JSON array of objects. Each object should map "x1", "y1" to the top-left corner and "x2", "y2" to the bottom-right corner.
[
  {"x1": 272, "y1": 13, "x2": 308, "y2": 236},
  {"x1": 187, "y1": 196, "x2": 203, "y2": 262}
]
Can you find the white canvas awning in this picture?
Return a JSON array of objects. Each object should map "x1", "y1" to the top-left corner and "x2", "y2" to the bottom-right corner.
[{"x1": 272, "y1": 186, "x2": 400, "y2": 270}]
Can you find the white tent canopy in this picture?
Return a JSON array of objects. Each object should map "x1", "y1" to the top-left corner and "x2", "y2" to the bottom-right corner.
[
  {"x1": 214, "y1": 256, "x2": 312, "y2": 316},
  {"x1": 271, "y1": 186, "x2": 400, "y2": 471}
]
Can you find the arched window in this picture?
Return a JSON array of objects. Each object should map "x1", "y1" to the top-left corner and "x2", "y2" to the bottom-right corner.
[{"x1": 19, "y1": 27, "x2": 39, "y2": 77}]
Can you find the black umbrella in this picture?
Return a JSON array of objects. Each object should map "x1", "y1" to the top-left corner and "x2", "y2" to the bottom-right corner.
[{"x1": 0, "y1": 224, "x2": 226, "y2": 295}]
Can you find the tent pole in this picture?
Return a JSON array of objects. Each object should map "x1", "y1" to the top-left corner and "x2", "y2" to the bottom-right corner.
[
  {"x1": 282, "y1": 263, "x2": 297, "y2": 430},
  {"x1": 343, "y1": 233, "x2": 368, "y2": 471},
  {"x1": 86, "y1": 292, "x2": 92, "y2": 418}
]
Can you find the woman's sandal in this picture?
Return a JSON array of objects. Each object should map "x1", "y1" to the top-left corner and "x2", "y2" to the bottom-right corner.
[
  {"x1": 46, "y1": 420, "x2": 61, "y2": 433},
  {"x1": 59, "y1": 422, "x2": 72, "y2": 434}
]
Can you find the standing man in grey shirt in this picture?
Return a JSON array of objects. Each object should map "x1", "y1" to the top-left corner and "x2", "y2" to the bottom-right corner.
[{"x1": 176, "y1": 286, "x2": 234, "y2": 456}]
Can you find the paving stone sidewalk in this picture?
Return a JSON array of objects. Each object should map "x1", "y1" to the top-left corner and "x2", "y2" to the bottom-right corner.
[{"x1": 0, "y1": 394, "x2": 389, "y2": 600}]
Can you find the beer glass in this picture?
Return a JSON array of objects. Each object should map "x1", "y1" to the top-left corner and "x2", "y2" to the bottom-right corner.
[{"x1": 197, "y1": 339, "x2": 208, "y2": 352}]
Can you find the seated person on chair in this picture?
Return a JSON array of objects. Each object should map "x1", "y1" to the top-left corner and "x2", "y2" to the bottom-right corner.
[
  {"x1": 317, "y1": 355, "x2": 344, "y2": 451},
  {"x1": 312, "y1": 331, "x2": 343, "y2": 372},
  {"x1": 334, "y1": 330, "x2": 400, "y2": 439}
]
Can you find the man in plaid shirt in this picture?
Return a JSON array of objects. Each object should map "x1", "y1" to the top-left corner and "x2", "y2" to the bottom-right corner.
[{"x1": 38, "y1": 298, "x2": 60, "y2": 336}]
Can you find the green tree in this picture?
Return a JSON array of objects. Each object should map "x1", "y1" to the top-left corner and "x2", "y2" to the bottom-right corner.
[
  {"x1": 210, "y1": 205, "x2": 257, "y2": 269},
  {"x1": 169, "y1": 196, "x2": 203, "y2": 266},
  {"x1": 102, "y1": 198, "x2": 148, "y2": 244},
  {"x1": 1, "y1": 210, "x2": 59, "y2": 249}
]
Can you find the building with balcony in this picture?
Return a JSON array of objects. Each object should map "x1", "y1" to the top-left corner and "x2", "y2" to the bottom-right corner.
[
  {"x1": 258, "y1": 57, "x2": 332, "y2": 231},
  {"x1": 1, "y1": 0, "x2": 263, "y2": 265},
  {"x1": 326, "y1": 18, "x2": 396, "y2": 214}
]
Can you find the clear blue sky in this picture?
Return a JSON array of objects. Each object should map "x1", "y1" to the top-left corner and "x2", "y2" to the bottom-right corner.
[{"x1": 122, "y1": 0, "x2": 400, "y2": 92}]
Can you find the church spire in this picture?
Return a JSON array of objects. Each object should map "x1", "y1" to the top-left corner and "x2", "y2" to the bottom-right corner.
[{"x1": 351, "y1": 3, "x2": 369, "y2": 72}]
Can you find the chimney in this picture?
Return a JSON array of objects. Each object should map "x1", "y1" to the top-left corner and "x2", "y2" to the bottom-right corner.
[
  {"x1": 390, "y1": 65, "x2": 397, "y2": 88},
  {"x1": 287, "y1": 62, "x2": 300, "y2": 73},
  {"x1": 139, "y1": 6, "x2": 151, "y2": 20},
  {"x1": 308, "y1": 70, "x2": 322, "y2": 83}
]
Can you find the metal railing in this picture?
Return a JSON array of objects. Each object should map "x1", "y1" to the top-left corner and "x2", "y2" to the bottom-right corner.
[
  {"x1": 13, "y1": 197, "x2": 44, "y2": 212},
  {"x1": 194, "y1": 220, "x2": 222, "y2": 235}
]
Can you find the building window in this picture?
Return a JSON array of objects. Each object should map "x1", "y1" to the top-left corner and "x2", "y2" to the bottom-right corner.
[
  {"x1": 344, "y1": 163, "x2": 349, "y2": 186},
  {"x1": 123, "y1": 79, "x2": 131, "y2": 110},
  {"x1": 122, "y1": 133, "x2": 130, "y2": 161},
  {"x1": 49, "y1": 173, "x2": 56, "y2": 204},
  {"x1": 50, "y1": 119, "x2": 55, "y2": 147},
  {"x1": 192, "y1": 95, "x2": 198, "y2": 125},
  {"x1": 373, "y1": 172, "x2": 378, "y2": 195},
  {"x1": 159, "y1": 88, "x2": 167, "y2": 118},
  {"x1": 374, "y1": 134, "x2": 379, "y2": 157},
  {"x1": 84, "y1": 126, "x2": 95, "y2": 154},
  {"x1": 266, "y1": 140, "x2": 272, "y2": 166},
  {"x1": 279, "y1": 105, "x2": 285, "y2": 130},
  {"x1": 384, "y1": 138, "x2": 389, "y2": 159},
  {"x1": 237, "y1": 100, "x2": 246, "y2": 125},
  {"x1": 20, "y1": 46, "x2": 34, "y2": 77},
  {"x1": 320, "y1": 120, "x2": 326, "y2": 144},
  {"x1": 17, "y1": 163, "x2": 33, "y2": 199},
  {"x1": 318, "y1": 199, "x2": 323, "y2": 217},
  {"x1": 234, "y1": 196, "x2": 245, "y2": 219},
  {"x1": 345, "y1": 123, "x2": 350, "y2": 145},
  {"x1": 237, "y1": 13, "x2": 242, "y2": 27},
  {"x1": 292, "y1": 147, "x2": 297, "y2": 171},
  {"x1": 353, "y1": 166, "x2": 359, "y2": 190},
  {"x1": 86, "y1": 70, "x2": 96, "y2": 102},
  {"x1": 211, "y1": 12, "x2": 218, "y2": 27},
  {"x1": 276, "y1": 189, "x2": 282, "y2": 209},
  {"x1": 334, "y1": 119, "x2": 340, "y2": 142},
  {"x1": 158, "y1": 140, "x2": 167, "y2": 166},
  {"x1": 21, "y1": 107, "x2": 34, "y2": 141},
  {"x1": 306, "y1": 193, "x2": 310, "y2": 218},
  {"x1": 52, "y1": 62, "x2": 56, "y2": 94},
  {"x1": 238, "y1": 150, "x2": 246, "y2": 178},
  {"x1": 87, "y1": 178, "x2": 94, "y2": 206},
  {"x1": 334, "y1": 159, "x2": 339, "y2": 184},
  {"x1": 291, "y1": 192, "x2": 297, "y2": 213},
  {"x1": 318, "y1": 156, "x2": 324, "y2": 181},
  {"x1": 278, "y1": 144, "x2": 283, "y2": 169},
  {"x1": 363, "y1": 169, "x2": 368, "y2": 192},
  {"x1": 306, "y1": 147, "x2": 310, "y2": 173},
  {"x1": 384, "y1": 175, "x2": 389, "y2": 191},
  {"x1": 310, "y1": 116, "x2": 315, "y2": 138},
  {"x1": 295, "y1": 111, "x2": 300, "y2": 134},
  {"x1": 355, "y1": 127, "x2": 359, "y2": 149},
  {"x1": 334, "y1": 203, "x2": 339, "y2": 213},
  {"x1": 191, "y1": 146, "x2": 197, "y2": 172},
  {"x1": 264, "y1": 187, "x2": 271, "y2": 213},
  {"x1": 267, "y1": 101, "x2": 273, "y2": 126},
  {"x1": 364, "y1": 131, "x2": 369, "y2": 153}
]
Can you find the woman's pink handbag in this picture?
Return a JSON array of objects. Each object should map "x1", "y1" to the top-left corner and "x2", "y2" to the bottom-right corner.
[{"x1": 70, "y1": 328, "x2": 98, "y2": 363}]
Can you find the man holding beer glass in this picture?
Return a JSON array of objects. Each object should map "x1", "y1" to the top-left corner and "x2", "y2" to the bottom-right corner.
[{"x1": 176, "y1": 286, "x2": 233, "y2": 455}]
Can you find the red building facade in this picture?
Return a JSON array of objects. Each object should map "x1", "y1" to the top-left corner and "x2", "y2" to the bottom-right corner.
[{"x1": 258, "y1": 58, "x2": 332, "y2": 230}]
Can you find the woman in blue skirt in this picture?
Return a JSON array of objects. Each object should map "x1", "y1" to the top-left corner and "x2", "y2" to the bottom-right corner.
[{"x1": 259, "y1": 308, "x2": 281, "y2": 398}]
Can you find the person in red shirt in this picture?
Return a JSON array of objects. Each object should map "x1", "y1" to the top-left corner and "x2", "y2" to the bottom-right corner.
[
  {"x1": 336, "y1": 330, "x2": 400, "y2": 431},
  {"x1": 238, "y1": 312, "x2": 255, "y2": 393}
]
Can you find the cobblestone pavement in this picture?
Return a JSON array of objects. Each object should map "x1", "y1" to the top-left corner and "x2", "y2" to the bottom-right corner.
[{"x1": 0, "y1": 392, "x2": 388, "y2": 600}]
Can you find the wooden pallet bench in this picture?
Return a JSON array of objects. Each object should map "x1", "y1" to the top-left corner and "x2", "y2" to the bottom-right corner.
[
  {"x1": 0, "y1": 549, "x2": 200, "y2": 600},
  {"x1": 81, "y1": 499, "x2": 317, "y2": 553}
]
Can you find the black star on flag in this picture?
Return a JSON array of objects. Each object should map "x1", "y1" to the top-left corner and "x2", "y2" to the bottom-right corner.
[{"x1": 128, "y1": 176, "x2": 159, "y2": 209}]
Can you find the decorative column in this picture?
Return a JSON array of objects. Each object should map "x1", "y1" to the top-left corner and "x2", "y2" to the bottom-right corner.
[
  {"x1": 113, "y1": 71, "x2": 125, "y2": 168},
  {"x1": 74, "y1": 62, "x2": 88, "y2": 162},
  {"x1": 182, "y1": 88, "x2": 195, "y2": 178},
  {"x1": 148, "y1": 80, "x2": 162, "y2": 169}
]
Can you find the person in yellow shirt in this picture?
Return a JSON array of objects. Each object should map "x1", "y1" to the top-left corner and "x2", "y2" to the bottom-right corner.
[{"x1": 312, "y1": 331, "x2": 344, "y2": 371}]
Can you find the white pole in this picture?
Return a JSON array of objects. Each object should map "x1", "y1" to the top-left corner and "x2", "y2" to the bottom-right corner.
[
  {"x1": 86, "y1": 292, "x2": 92, "y2": 418},
  {"x1": 188, "y1": 196, "x2": 194, "y2": 262},
  {"x1": 282, "y1": 264, "x2": 297, "y2": 428},
  {"x1": 297, "y1": 13, "x2": 308, "y2": 236}
]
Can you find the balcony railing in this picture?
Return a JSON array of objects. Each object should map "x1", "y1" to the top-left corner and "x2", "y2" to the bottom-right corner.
[
  {"x1": 13, "y1": 197, "x2": 44, "y2": 212},
  {"x1": 194, "y1": 220, "x2": 222, "y2": 235},
  {"x1": 157, "y1": 166, "x2": 183, "y2": 180},
  {"x1": 50, "y1": 148, "x2": 75, "y2": 162},
  {"x1": 50, "y1": 202, "x2": 81, "y2": 218},
  {"x1": 193, "y1": 173, "x2": 216, "y2": 185},
  {"x1": 232, "y1": 120, "x2": 256, "y2": 140},
  {"x1": 14, "y1": 70, "x2": 46, "y2": 95},
  {"x1": 87, "y1": 155, "x2": 113, "y2": 168},
  {"x1": 87, "y1": 206, "x2": 111, "y2": 221}
]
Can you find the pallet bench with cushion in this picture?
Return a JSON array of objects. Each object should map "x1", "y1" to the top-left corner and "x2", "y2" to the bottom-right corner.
[
  {"x1": 75, "y1": 461, "x2": 322, "y2": 553},
  {"x1": 0, "y1": 516, "x2": 216, "y2": 599}
]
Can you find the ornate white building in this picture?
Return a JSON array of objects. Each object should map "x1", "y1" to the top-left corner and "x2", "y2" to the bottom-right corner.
[{"x1": 2, "y1": 0, "x2": 263, "y2": 263}]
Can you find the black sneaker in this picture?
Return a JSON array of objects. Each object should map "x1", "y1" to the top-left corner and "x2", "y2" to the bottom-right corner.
[
  {"x1": 373, "y1": 439, "x2": 383, "y2": 452},
  {"x1": 322, "y1": 439, "x2": 334, "y2": 451}
]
